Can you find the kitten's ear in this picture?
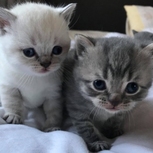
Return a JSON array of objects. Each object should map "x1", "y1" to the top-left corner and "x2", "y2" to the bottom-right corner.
[
  {"x1": 75, "y1": 34, "x2": 94, "y2": 59},
  {"x1": 0, "y1": 7, "x2": 16, "y2": 33},
  {"x1": 59, "y1": 3, "x2": 76, "y2": 25},
  {"x1": 132, "y1": 30, "x2": 138, "y2": 36},
  {"x1": 141, "y1": 43, "x2": 153, "y2": 59}
]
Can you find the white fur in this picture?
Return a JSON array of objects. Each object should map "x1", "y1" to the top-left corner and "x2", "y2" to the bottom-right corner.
[{"x1": 0, "y1": 2, "x2": 76, "y2": 130}]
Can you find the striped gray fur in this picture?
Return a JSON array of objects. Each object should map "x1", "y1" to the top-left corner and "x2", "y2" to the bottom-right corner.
[
  {"x1": 63, "y1": 35, "x2": 153, "y2": 152},
  {"x1": 134, "y1": 31, "x2": 153, "y2": 47}
]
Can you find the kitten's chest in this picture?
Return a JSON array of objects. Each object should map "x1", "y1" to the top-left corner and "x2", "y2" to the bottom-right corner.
[
  {"x1": 0, "y1": 68, "x2": 62, "y2": 108},
  {"x1": 91, "y1": 110, "x2": 113, "y2": 128},
  {"x1": 17, "y1": 75, "x2": 61, "y2": 108},
  {"x1": 20, "y1": 83, "x2": 47, "y2": 108}
]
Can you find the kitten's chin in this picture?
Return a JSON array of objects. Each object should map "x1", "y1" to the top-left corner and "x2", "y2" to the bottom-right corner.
[
  {"x1": 36, "y1": 71, "x2": 51, "y2": 76},
  {"x1": 34, "y1": 70, "x2": 54, "y2": 76},
  {"x1": 99, "y1": 106, "x2": 121, "y2": 114},
  {"x1": 104, "y1": 108, "x2": 121, "y2": 114}
]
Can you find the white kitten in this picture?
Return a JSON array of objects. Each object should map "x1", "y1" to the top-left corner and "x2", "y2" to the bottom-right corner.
[{"x1": 0, "y1": 2, "x2": 76, "y2": 131}]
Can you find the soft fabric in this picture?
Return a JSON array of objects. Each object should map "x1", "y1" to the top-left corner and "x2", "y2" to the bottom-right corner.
[
  {"x1": 124, "y1": 5, "x2": 153, "y2": 36},
  {"x1": 69, "y1": 30, "x2": 108, "y2": 39},
  {"x1": 69, "y1": 30, "x2": 126, "y2": 40},
  {"x1": 69, "y1": 30, "x2": 126, "y2": 50}
]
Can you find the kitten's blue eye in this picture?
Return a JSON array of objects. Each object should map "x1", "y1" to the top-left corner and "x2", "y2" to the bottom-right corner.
[
  {"x1": 52, "y1": 46, "x2": 62, "y2": 55},
  {"x1": 93, "y1": 80, "x2": 106, "y2": 90},
  {"x1": 23, "y1": 48, "x2": 35, "y2": 57},
  {"x1": 126, "y1": 82, "x2": 139, "y2": 94}
]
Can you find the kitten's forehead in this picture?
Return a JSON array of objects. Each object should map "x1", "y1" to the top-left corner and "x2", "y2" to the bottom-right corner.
[
  {"x1": 79, "y1": 38, "x2": 135, "y2": 77},
  {"x1": 77, "y1": 37, "x2": 152, "y2": 87},
  {"x1": 10, "y1": 3, "x2": 69, "y2": 48},
  {"x1": 134, "y1": 32, "x2": 153, "y2": 46},
  {"x1": 100, "y1": 38, "x2": 135, "y2": 79}
]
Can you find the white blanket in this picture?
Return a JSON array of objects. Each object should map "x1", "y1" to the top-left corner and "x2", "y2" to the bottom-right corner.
[{"x1": 0, "y1": 33, "x2": 153, "y2": 153}]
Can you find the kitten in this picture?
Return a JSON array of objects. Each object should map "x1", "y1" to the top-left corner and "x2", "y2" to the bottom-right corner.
[
  {"x1": 0, "y1": 2, "x2": 76, "y2": 131},
  {"x1": 133, "y1": 30, "x2": 153, "y2": 46},
  {"x1": 63, "y1": 35, "x2": 153, "y2": 152}
]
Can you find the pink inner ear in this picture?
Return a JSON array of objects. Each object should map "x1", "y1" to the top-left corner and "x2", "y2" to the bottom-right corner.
[{"x1": 0, "y1": 18, "x2": 10, "y2": 29}]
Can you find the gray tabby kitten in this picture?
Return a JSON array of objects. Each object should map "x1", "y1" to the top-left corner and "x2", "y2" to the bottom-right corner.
[
  {"x1": 63, "y1": 35, "x2": 153, "y2": 152},
  {"x1": 133, "y1": 30, "x2": 153, "y2": 46}
]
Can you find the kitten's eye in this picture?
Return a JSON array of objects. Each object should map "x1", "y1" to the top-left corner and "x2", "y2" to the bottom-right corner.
[
  {"x1": 93, "y1": 80, "x2": 106, "y2": 90},
  {"x1": 126, "y1": 82, "x2": 139, "y2": 94},
  {"x1": 52, "y1": 46, "x2": 62, "y2": 55},
  {"x1": 23, "y1": 48, "x2": 35, "y2": 57}
]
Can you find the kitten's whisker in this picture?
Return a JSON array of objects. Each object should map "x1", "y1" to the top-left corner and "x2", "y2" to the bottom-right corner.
[
  {"x1": 93, "y1": 110, "x2": 96, "y2": 121},
  {"x1": 93, "y1": 108, "x2": 100, "y2": 121},
  {"x1": 89, "y1": 106, "x2": 97, "y2": 119},
  {"x1": 96, "y1": 108, "x2": 102, "y2": 120},
  {"x1": 90, "y1": 107, "x2": 97, "y2": 121},
  {"x1": 127, "y1": 110, "x2": 131, "y2": 130},
  {"x1": 18, "y1": 74, "x2": 28, "y2": 88},
  {"x1": 129, "y1": 110, "x2": 135, "y2": 129},
  {"x1": 30, "y1": 66, "x2": 39, "y2": 68},
  {"x1": 21, "y1": 75, "x2": 30, "y2": 86},
  {"x1": 17, "y1": 74, "x2": 34, "y2": 88},
  {"x1": 54, "y1": 68, "x2": 63, "y2": 78},
  {"x1": 69, "y1": 15, "x2": 80, "y2": 29},
  {"x1": 28, "y1": 76, "x2": 35, "y2": 86}
]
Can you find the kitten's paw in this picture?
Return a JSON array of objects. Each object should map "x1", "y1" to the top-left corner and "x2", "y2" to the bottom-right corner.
[
  {"x1": 3, "y1": 113, "x2": 22, "y2": 124},
  {"x1": 88, "y1": 141, "x2": 111, "y2": 152},
  {"x1": 102, "y1": 127, "x2": 124, "y2": 139},
  {"x1": 43, "y1": 119, "x2": 61, "y2": 132},
  {"x1": 44, "y1": 127, "x2": 61, "y2": 132}
]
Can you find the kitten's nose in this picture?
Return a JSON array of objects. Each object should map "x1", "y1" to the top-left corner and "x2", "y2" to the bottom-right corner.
[
  {"x1": 40, "y1": 62, "x2": 51, "y2": 68},
  {"x1": 109, "y1": 94, "x2": 121, "y2": 107}
]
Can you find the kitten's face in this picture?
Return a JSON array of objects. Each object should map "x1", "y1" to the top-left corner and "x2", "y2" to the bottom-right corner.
[
  {"x1": 134, "y1": 31, "x2": 153, "y2": 46},
  {"x1": 74, "y1": 36, "x2": 153, "y2": 114},
  {"x1": 0, "y1": 3, "x2": 76, "y2": 76}
]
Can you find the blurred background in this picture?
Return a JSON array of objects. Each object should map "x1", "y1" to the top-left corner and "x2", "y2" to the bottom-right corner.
[{"x1": 0, "y1": 0, "x2": 153, "y2": 33}]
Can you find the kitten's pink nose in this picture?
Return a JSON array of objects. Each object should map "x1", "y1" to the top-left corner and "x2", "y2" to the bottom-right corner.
[
  {"x1": 108, "y1": 94, "x2": 121, "y2": 107},
  {"x1": 40, "y1": 62, "x2": 51, "y2": 68}
]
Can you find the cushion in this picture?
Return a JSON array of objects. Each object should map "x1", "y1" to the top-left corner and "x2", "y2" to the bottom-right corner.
[{"x1": 124, "y1": 5, "x2": 153, "y2": 36}]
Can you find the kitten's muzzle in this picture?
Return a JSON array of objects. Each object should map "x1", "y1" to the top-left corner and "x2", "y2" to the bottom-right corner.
[
  {"x1": 108, "y1": 94, "x2": 121, "y2": 107},
  {"x1": 40, "y1": 62, "x2": 51, "y2": 68},
  {"x1": 38, "y1": 55, "x2": 51, "y2": 68}
]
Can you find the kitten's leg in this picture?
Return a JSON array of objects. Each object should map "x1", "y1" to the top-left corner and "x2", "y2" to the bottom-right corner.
[
  {"x1": 1, "y1": 85, "x2": 23, "y2": 124},
  {"x1": 102, "y1": 113, "x2": 125, "y2": 139},
  {"x1": 73, "y1": 120, "x2": 111, "y2": 152},
  {"x1": 43, "y1": 98, "x2": 62, "y2": 132}
]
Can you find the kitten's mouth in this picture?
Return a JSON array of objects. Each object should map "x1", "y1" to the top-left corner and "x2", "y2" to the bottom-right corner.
[
  {"x1": 39, "y1": 68, "x2": 50, "y2": 73},
  {"x1": 105, "y1": 106, "x2": 120, "y2": 112},
  {"x1": 100, "y1": 102, "x2": 125, "y2": 112}
]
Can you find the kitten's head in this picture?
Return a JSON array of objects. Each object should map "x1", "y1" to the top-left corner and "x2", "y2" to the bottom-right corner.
[
  {"x1": 73, "y1": 35, "x2": 153, "y2": 114},
  {"x1": 0, "y1": 2, "x2": 76, "y2": 76},
  {"x1": 133, "y1": 30, "x2": 153, "y2": 47}
]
